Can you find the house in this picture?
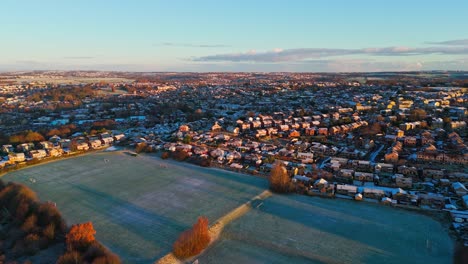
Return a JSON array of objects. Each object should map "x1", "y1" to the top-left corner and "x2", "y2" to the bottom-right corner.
[
  {"x1": 29, "y1": 149, "x2": 47, "y2": 160},
  {"x1": 47, "y1": 148, "x2": 62, "y2": 157},
  {"x1": 211, "y1": 122, "x2": 223, "y2": 132},
  {"x1": 363, "y1": 188, "x2": 385, "y2": 199},
  {"x1": 395, "y1": 174, "x2": 413, "y2": 188},
  {"x1": 423, "y1": 169, "x2": 445, "y2": 180},
  {"x1": 100, "y1": 133, "x2": 114, "y2": 145},
  {"x1": 356, "y1": 160, "x2": 372, "y2": 172},
  {"x1": 452, "y1": 182, "x2": 468, "y2": 196},
  {"x1": 404, "y1": 136, "x2": 417, "y2": 147},
  {"x1": 39, "y1": 141, "x2": 54, "y2": 150},
  {"x1": 17, "y1": 143, "x2": 34, "y2": 152},
  {"x1": 393, "y1": 191, "x2": 417, "y2": 205},
  {"x1": 375, "y1": 163, "x2": 394, "y2": 173},
  {"x1": 384, "y1": 151, "x2": 399, "y2": 163},
  {"x1": 250, "y1": 121, "x2": 262, "y2": 129},
  {"x1": 76, "y1": 142, "x2": 90, "y2": 151},
  {"x1": 419, "y1": 193, "x2": 444, "y2": 209},
  {"x1": 318, "y1": 128, "x2": 328, "y2": 136},
  {"x1": 336, "y1": 184, "x2": 357, "y2": 196},
  {"x1": 240, "y1": 123, "x2": 251, "y2": 131},
  {"x1": 278, "y1": 124, "x2": 290, "y2": 131},
  {"x1": 448, "y1": 172, "x2": 468, "y2": 184},
  {"x1": 297, "y1": 152, "x2": 314, "y2": 163},
  {"x1": 397, "y1": 166, "x2": 418, "y2": 178},
  {"x1": 339, "y1": 169, "x2": 354, "y2": 179},
  {"x1": 261, "y1": 120, "x2": 273, "y2": 128},
  {"x1": 0, "y1": 160, "x2": 8, "y2": 169},
  {"x1": 101, "y1": 137, "x2": 114, "y2": 145},
  {"x1": 49, "y1": 135, "x2": 61, "y2": 143},
  {"x1": 305, "y1": 128, "x2": 316, "y2": 136},
  {"x1": 255, "y1": 129, "x2": 267, "y2": 138},
  {"x1": 8, "y1": 153, "x2": 26, "y2": 163},
  {"x1": 289, "y1": 130, "x2": 300, "y2": 138},
  {"x1": 2, "y1": 144, "x2": 14, "y2": 153},
  {"x1": 59, "y1": 139, "x2": 71, "y2": 149},
  {"x1": 179, "y1": 125, "x2": 190, "y2": 132},
  {"x1": 266, "y1": 127, "x2": 278, "y2": 135},
  {"x1": 89, "y1": 140, "x2": 102, "y2": 149},
  {"x1": 113, "y1": 134, "x2": 126, "y2": 141},
  {"x1": 354, "y1": 172, "x2": 374, "y2": 182}
]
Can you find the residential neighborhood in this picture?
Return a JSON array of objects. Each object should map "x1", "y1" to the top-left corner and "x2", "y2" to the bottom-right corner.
[{"x1": 1, "y1": 70, "x2": 468, "y2": 247}]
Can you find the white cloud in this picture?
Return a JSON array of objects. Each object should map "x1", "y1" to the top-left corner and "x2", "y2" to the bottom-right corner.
[
  {"x1": 426, "y1": 39, "x2": 468, "y2": 46},
  {"x1": 193, "y1": 46, "x2": 468, "y2": 63}
]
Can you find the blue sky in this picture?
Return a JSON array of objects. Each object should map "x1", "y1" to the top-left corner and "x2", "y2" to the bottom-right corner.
[{"x1": 1, "y1": 0, "x2": 467, "y2": 72}]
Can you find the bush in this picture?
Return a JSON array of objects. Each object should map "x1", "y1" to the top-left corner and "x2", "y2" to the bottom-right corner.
[
  {"x1": 171, "y1": 150, "x2": 189, "y2": 161},
  {"x1": 57, "y1": 250, "x2": 83, "y2": 264},
  {"x1": 66, "y1": 222, "x2": 96, "y2": 251},
  {"x1": 173, "y1": 216, "x2": 210, "y2": 259},
  {"x1": 161, "y1": 152, "x2": 170, "y2": 159},
  {"x1": 134, "y1": 143, "x2": 147, "y2": 154}
]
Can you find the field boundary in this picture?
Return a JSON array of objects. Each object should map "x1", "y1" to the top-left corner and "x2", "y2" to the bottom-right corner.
[
  {"x1": 155, "y1": 189, "x2": 273, "y2": 264},
  {"x1": 0, "y1": 148, "x2": 110, "y2": 178}
]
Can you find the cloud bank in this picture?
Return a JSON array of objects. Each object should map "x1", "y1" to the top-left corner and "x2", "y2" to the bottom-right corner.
[
  {"x1": 426, "y1": 39, "x2": 468, "y2": 46},
  {"x1": 193, "y1": 46, "x2": 468, "y2": 63}
]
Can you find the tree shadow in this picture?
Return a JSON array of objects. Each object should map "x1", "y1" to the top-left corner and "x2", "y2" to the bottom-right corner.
[{"x1": 67, "y1": 183, "x2": 188, "y2": 263}]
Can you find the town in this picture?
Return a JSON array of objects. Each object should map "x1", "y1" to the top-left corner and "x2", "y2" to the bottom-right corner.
[{"x1": 1, "y1": 70, "x2": 467, "y2": 249}]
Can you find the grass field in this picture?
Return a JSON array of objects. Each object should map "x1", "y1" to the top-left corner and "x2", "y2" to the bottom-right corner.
[
  {"x1": 2, "y1": 152, "x2": 454, "y2": 264},
  {"x1": 2, "y1": 151, "x2": 268, "y2": 263},
  {"x1": 198, "y1": 194, "x2": 454, "y2": 264}
]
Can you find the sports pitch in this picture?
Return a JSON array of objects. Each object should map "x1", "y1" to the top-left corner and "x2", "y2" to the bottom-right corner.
[
  {"x1": 198, "y1": 194, "x2": 454, "y2": 264},
  {"x1": 3, "y1": 151, "x2": 267, "y2": 263},
  {"x1": 3, "y1": 151, "x2": 453, "y2": 263}
]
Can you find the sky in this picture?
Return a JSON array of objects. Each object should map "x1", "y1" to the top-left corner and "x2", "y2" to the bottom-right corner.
[{"x1": 1, "y1": 0, "x2": 467, "y2": 72}]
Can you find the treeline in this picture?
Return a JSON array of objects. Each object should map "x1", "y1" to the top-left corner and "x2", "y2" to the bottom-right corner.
[
  {"x1": 0, "y1": 180, "x2": 67, "y2": 261},
  {"x1": 160, "y1": 150, "x2": 211, "y2": 167},
  {"x1": 26, "y1": 86, "x2": 95, "y2": 103},
  {"x1": 0, "y1": 180, "x2": 121, "y2": 264},
  {"x1": 4, "y1": 124, "x2": 78, "y2": 145}
]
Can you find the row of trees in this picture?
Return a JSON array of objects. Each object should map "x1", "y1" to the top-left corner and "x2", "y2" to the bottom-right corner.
[
  {"x1": 0, "y1": 180, "x2": 66, "y2": 260},
  {"x1": 0, "y1": 180, "x2": 121, "y2": 263},
  {"x1": 8, "y1": 131, "x2": 45, "y2": 144}
]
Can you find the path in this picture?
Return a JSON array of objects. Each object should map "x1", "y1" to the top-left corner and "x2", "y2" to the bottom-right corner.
[{"x1": 156, "y1": 190, "x2": 273, "y2": 264}]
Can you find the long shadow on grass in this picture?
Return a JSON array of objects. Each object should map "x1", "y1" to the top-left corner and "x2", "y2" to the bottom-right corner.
[
  {"x1": 68, "y1": 183, "x2": 189, "y2": 261},
  {"x1": 147, "y1": 155, "x2": 269, "y2": 188},
  {"x1": 248, "y1": 195, "x2": 451, "y2": 264},
  {"x1": 245, "y1": 196, "x2": 394, "y2": 262}
]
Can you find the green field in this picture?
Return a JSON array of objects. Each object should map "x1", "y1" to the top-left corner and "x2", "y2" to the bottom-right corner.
[
  {"x1": 2, "y1": 151, "x2": 268, "y2": 263},
  {"x1": 198, "y1": 194, "x2": 454, "y2": 264},
  {"x1": 2, "y1": 152, "x2": 454, "y2": 264}
]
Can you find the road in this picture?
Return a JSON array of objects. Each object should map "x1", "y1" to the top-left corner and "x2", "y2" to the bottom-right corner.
[
  {"x1": 369, "y1": 144, "x2": 385, "y2": 165},
  {"x1": 318, "y1": 157, "x2": 331, "y2": 169}
]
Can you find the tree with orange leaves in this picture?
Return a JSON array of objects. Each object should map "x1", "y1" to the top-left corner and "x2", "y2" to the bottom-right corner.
[
  {"x1": 66, "y1": 222, "x2": 96, "y2": 251},
  {"x1": 269, "y1": 161, "x2": 292, "y2": 193},
  {"x1": 173, "y1": 216, "x2": 210, "y2": 259}
]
